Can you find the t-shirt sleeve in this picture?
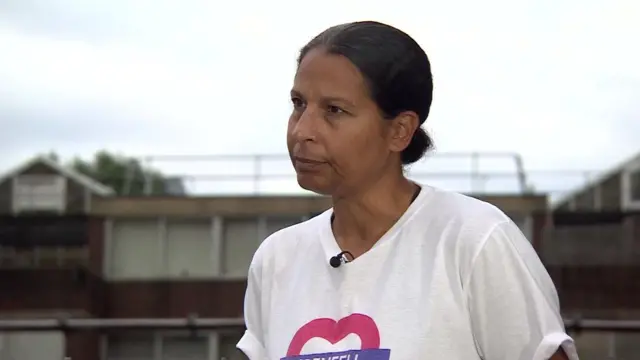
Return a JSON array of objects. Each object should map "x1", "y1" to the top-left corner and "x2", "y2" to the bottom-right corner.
[
  {"x1": 236, "y1": 251, "x2": 269, "y2": 360},
  {"x1": 466, "y1": 220, "x2": 580, "y2": 360}
]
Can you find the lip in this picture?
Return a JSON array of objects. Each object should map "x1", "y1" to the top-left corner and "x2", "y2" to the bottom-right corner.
[
  {"x1": 294, "y1": 156, "x2": 325, "y2": 165},
  {"x1": 293, "y1": 157, "x2": 326, "y2": 171}
]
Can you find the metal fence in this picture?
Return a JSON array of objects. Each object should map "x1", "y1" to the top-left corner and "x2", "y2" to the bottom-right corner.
[
  {"x1": 1, "y1": 317, "x2": 639, "y2": 359},
  {"x1": 0, "y1": 317, "x2": 243, "y2": 332},
  {"x1": 0, "y1": 316, "x2": 636, "y2": 332},
  {"x1": 126, "y1": 152, "x2": 601, "y2": 198}
]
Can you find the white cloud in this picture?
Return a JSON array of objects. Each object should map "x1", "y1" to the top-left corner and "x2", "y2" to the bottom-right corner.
[{"x1": 0, "y1": 0, "x2": 638, "y2": 195}]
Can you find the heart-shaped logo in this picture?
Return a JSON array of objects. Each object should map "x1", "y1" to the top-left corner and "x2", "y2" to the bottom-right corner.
[{"x1": 282, "y1": 313, "x2": 390, "y2": 360}]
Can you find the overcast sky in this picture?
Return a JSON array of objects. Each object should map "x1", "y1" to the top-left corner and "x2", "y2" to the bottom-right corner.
[{"x1": 0, "y1": 0, "x2": 638, "y2": 196}]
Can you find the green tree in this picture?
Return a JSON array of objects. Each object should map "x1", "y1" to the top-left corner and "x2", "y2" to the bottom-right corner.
[
  {"x1": 70, "y1": 151, "x2": 178, "y2": 195},
  {"x1": 38, "y1": 150, "x2": 59, "y2": 162}
]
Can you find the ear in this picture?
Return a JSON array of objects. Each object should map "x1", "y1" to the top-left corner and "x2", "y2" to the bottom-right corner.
[{"x1": 387, "y1": 111, "x2": 420, "y2": 154}]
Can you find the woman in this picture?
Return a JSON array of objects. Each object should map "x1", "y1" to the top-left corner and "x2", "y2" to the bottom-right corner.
[{"x1": 237, "y1": 21, "x2": 578, "y2": 360}]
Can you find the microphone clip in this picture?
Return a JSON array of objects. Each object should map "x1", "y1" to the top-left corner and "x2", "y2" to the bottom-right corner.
[{"x1": 329, "y1": 250, "x2": 354, "y2": 268}]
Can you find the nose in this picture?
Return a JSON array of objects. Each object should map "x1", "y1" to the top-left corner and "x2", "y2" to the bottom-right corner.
[{"x1": 291, "y1": 106, "x2": 319, "y2": 142}]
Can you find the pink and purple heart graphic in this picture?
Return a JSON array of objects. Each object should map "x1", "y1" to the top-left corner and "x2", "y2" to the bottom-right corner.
[{"x1": 282, "y1": 313, "x2": 391, "y2": 360}]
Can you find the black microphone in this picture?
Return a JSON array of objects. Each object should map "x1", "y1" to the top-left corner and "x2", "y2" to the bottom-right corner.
[{"x1": 329, "y1": 250, "x2": 354, "y2": 268}]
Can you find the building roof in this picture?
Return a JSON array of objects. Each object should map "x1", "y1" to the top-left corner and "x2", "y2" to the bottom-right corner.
[
  {"x1": 0, "y1": 156, "x2": 115, "y2": 196},
  {"x1": 552, "y1": 151, "x2": 640, "y2": 210},
  {"x1": 163, "y1": 177, "x2": 186, "y2": 195}
]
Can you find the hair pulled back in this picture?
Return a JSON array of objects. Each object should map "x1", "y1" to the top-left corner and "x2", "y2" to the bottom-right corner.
[{"x1": 298, "y1": 21, "x2": 434, "y2": 165}]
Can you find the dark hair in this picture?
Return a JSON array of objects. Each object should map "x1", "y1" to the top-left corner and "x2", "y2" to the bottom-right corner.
[{"x1": 298, "y1": 21, "x2": 434, "y2": 165}]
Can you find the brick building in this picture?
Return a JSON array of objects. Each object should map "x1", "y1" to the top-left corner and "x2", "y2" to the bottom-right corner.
[
  {"x1": 1, "y1": 154, "x2": 638, "y2": 359},
  {"x1": 0, "y1": 156, "x2": 113, "y2": 360},
  {"x1": 541, "y1": 151, "x2": 640, "y2": 359}
]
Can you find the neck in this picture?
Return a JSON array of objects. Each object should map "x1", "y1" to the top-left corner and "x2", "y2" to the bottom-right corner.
[{"x1": 331, "y1": 170, "x2": 418, "y2": 256}]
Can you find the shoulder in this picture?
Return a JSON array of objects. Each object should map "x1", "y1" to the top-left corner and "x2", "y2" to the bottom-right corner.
[
  {"x1": 418, "y1": 186, "x2": 513, "y2": 243},
  {"x1": 248, "y1": 210, "x2": 330, "y2": 275},
  {"x1": 415, "y1": 186, "x2": 523, "y2": 279}
]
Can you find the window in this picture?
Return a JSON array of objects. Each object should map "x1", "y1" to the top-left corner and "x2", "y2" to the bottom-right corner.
[
  {"x1": 631, "y1": 169, "x2": 640, "y2": 202},
  {"x1": 161, "y1": 336, "x2": 208, "y2": 360},
  {"x1": 572, "y1": 331, "x2": 640, "y2": 360},
  {"x1": 221, "y1": 216, "x2": 302, "y2": 277},
  {"x1": 12, "y1": 175, "x2": 66, "y2": 213},
  {"x1": 615, "y1": 332, "x2": 640, "y2": 360},
  {"x1": 21, "y1": 247, "x2": 89, "y2": 268},
  {"x1": 0, "y1": 331, "x2": 64, "y2": 360},
  {"x1": 222, "y1": 218, "x2": 260, "y2": 277},
  {"x1": 106, "y1": 216, "x2": 304, "y2": 279},
  {"x1": 219, "y1": 334, "x2": 247, "y2": 360},
  {"x1": 622, "y1": 167, "x2": 640, "y2": 209},
  {"x1": 110, "y1": 220, "x2": 161, "y2": 279},
  {"x1": 266, "y1": 217, "x2": 301, "y2": 236},
  {"x1": 507, "y1": 214, "x2": 532, "y2": 241},
  {"x1": 165, "y1": 219, "x2": 214, "y2": 278},
  {"x1": 572, "y1": 331, "x2": 611, "y2": 360},
  {"x1": 106, "y1": 334, "x2": 210, "y2": 360},
  {"x1": 106, "y1": 335, "x2": 154, "y2": 360}
]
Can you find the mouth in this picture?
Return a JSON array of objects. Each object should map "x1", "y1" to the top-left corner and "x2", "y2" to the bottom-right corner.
[
  {"x1": 294, "y1": 156, "x2": 325, "y2": 165},
  {"x1": 293, "y1": 157, "x2": 326, "y2": 172}
]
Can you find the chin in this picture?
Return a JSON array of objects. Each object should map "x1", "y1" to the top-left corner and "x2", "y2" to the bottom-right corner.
[{"x1": 296, "y1": 174, "x2": 333, "y2": 196}]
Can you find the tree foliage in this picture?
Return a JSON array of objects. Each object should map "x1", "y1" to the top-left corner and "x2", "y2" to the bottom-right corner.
[{"x1": 69, "y1": 151, "x2": 175, "y2": 195}]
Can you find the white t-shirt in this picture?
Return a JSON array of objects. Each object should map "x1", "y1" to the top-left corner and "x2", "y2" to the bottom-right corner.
[{"x1": 237, "y1": 185, "x2": 579, "y2": 360}]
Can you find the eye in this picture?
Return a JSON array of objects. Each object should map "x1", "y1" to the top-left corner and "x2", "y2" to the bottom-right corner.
[
  {"x1": 326, "y1": 105, "x2": 345, "y2": 115},
  {"x1": 291, "y1": 97, "x2": 305, "y2": 111}
]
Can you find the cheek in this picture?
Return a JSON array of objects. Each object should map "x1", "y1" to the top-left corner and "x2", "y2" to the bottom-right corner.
[
  {"x1": 286, "y1": 117, "x2": 296, "y2": 147},
  {"x1": 329, "y1": 131, "x2": 382, "y2": 174}
]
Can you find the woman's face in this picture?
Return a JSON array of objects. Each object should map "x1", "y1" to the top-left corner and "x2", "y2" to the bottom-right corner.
[{"x1": 287, "y1": 48, "x2": 396, "y2": 196}]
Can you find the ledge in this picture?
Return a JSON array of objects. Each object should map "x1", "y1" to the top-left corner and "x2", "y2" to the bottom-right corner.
[{"x1": 90, "y1": 194, "x2": 548, "y2": 217}]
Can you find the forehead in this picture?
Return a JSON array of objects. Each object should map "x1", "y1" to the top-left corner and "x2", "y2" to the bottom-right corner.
[{"x1": 293, "y1": 49, "x2": 369, "y2": 101}]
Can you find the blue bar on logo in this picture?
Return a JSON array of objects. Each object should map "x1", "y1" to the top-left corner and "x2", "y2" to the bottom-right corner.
[{"x1": 281, "y1": 348, "x2": 391, "y2": 360}]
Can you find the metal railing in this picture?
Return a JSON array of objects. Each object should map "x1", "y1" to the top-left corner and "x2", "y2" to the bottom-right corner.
[
  {"x1": 0, "y1": 317, "x2": 638, "y2": 359},
  {"x1": 0, "y1": 316, "x2": 244, "y2": 332},
  {"x1": 0, "y1": 247, "x2": 89, "y2": 268},
  {"x1": 126, "y1": 152, "x2": 547, "y2": 195},
  {"x1": 0, "y1": 316, "x2": 637, "y2": 333},
  {"x1": 121, "y1": 152, "x2": 603, "y2": 198}
]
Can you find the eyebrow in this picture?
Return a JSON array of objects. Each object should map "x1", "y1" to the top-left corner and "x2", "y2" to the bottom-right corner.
[
  {"x1": 290, "y1": 89, "x2": 357, "y2": 109},
  {"x1": 324, "y1": 96, "x2": 356, "y2": 109}
]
